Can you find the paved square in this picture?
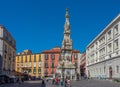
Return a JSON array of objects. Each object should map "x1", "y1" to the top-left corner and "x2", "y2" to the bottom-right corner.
[{"x1": 0, "y1": 80, "x2": 120, "y2": 87}]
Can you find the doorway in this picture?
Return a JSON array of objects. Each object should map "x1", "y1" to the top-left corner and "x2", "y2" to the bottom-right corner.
[{"x1": 109, "y1": 66, "x2": 112, "y2": 79}]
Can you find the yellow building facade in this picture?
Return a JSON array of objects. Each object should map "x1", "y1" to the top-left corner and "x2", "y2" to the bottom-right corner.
[{"x1": 15, "y1": 50, "x2": 44, "y2": 79}]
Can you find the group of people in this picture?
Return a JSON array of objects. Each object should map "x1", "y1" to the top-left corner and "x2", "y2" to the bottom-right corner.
[
  {"x1": 52, "y1": 77, "x2": 71, "y2": 87},
  {"x1": 41, "y1": 77, "x2": 71, "y2": 87}
]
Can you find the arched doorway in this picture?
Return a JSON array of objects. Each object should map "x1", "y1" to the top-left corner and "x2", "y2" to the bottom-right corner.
[{"x1": 109, "y1": 66, "x2": 112, "y2": 79}]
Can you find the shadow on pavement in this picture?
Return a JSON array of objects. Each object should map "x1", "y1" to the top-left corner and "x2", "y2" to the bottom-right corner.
[
  {"x1": 41, "y1": 83, "x2": 46, "y2": 87},
  {"x1": 0, "y1": 81, "x2": 47, "y2": 87}
]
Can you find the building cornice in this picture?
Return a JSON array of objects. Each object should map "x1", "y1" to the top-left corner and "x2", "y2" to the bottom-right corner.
[
  {"x1": 0, "y1": 25, "x2": 16, "y2": 44},
  {"x1": 0, "y1": 37, "x2": 16, "y2": 50},
  {"x1": 87, "y1": 14, "x2": 120, "y2": 48}
]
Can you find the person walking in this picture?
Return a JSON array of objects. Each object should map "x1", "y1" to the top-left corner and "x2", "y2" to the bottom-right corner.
[
  {"x1": 55, "y1": 77, "x2": 59, "y2": 85},
  {"x1": 42, "y1": 79, "x2": 45, "y2": 84},
  {"x1": 60, "y1": 79, "x2": 63, "y2": 86},
  {"x1": 18, "y1": 78, "x2": 21, "y2": 85},
  {"x1": 52, "y1": 78, "x2": 55, "y2": 85},
  {"x1": 67, "y1": 79, "x2": 71, "y2": 87},
  {"x1": 64, "y1": 79, "x2": 67, "y2": 87}
]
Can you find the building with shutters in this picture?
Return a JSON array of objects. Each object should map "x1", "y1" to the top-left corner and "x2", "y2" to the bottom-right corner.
[{"x1": 15, "y1": 50, "x2": 44, "y2": 79}]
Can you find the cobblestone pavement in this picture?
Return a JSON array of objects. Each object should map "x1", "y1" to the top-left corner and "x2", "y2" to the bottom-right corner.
[{"x1": 0, "y1": 80, "x2": 120, "y2": 87}]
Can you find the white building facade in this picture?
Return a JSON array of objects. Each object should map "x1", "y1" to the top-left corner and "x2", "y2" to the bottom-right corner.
[
  {"x1": 0, "y1": 25, "x2": 16, "y2": 75},
  {"x1": 86, "y1": 14, "x2": 120, "y2": 79}
]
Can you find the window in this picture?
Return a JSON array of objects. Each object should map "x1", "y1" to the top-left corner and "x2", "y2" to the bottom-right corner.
[
  {"x1": 38, "y1": 62, "x2": 41, "y2": 67},
  {"x1": 107, "y1": 30, "x2": 111, "y2": 40},
  {"x1": 116, "y1": 65, "x2": 119, "y2": 73},
  {"x1": 33, "y1": 68, "x2": 36, "y2": 74},
  {"x1": 9, "y1": 48, "x2": 12, "y2": 56},
  {"x1": 96, "y1": 52, "x2": 98, "y2": 62},
  {"x1": 108, "y1": 43, "x2": 112, "y2": 53},
  {"x1": 34, "y1": 62, "x2": 36, "y2": 67},
  {"x1": 4, "y1": 54, "x2": 6, "y2": 59},
  {"x1": 25, "y1": 56, "x2": 27, "y2": 62},
  {"x1": 45, "y1": 54, "x2": 48, "y2": 60},
  {"x1": 96, "y1": 42, "x2": 98, "y2": 49},
  {"x1": 52, "y1": 69, "x2": 54, "y2": 74},
  {"x1": 99, "y1": 47, "x2": 105, "y2": 58},
  {"x1": 99, "y1": 36, "x2": 105, "y2": 46},
  {"x1": 29, "y1": 69, "x2": 31, "y2": 73},
  {"x1": 13, "y1": 51, "x2": 15, "y2": 58},
  {"x1": 18, "y1": 56, "x2": 19, "y2": 61},
  {"x1": 29, "y1": 55, "x2": 32, "y2": 62},
  {"x1": 51, "y1": 54, "x2": 55, "y2": 60},
  {"x1": 45, "y1": 69, "x2": 48, "y2": 74},
  {"x1": 4, "y1": 44, "x2": 7, "y2": 53},
  {"x1": 104, "y1": 66, "x2": 106, "y2": 73},
  {"x1": 67, "y1": 71, "x2": 70, "y2": 74},
  {"x1": 39, "y1": 54, "x2": 41, "y2": 61},
  {"x1": 45, "y1": 63, "x2": 48, "y2": 68},
  {"x1": 21, "y1": 56, "x2": 23, "y2": 63},
  {"x1": 114, "y1": 39, "x2": 119, "y2": 50},
  {"x1": 38, "y1": 68, "x2": 41, "y2": 74},
  {"x1": 114, "y1": 25, "x2": 118, "y2": 35},
  {"x1": 74, "y1": 62, "x2": 77, "y2": 67},
  {"x1": 74, "y1": 53, "x2": 78, "y2": 59},
  {"x1": 34, "y1": 55, "x2": 36, "y2": 62},
  {"x1": 51, "y1": 62, "x2": 54, "y2": 68}
]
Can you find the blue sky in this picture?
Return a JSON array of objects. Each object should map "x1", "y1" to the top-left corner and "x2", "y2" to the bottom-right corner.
[{"x1": 0, "y1": 0, "x2": 120, "y2": 53}]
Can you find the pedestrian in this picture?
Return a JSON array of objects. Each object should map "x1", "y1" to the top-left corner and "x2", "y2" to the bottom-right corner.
[
  {"x1": 64, "y1": 79, "x2": 67, "y2": 87},
  {"x1": 46, "y1": 79, "x2": 48, "y2": 83},
  {"x1": 22, "y1": 78, "x2": 24, "y2": 83},
  {"x1": 67, "y1": 79, "x2": 71, "y2": 87},
  {"x1": 42, "y1": 79, "x2": 45, "y2": 84},
  {"x1": 60, "y1": 79, "x2": 63, "y2": 86},
  {"x1": 18, "y1": 78, "x2": 21, "y2": 85},
  {"x1": 55, "y1": 77, "x2": 59, "y2": 85},
  {"x1": 52, "y1": 78, "x2": 55, "y2": 85}
]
